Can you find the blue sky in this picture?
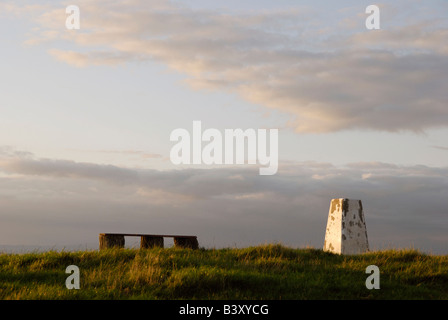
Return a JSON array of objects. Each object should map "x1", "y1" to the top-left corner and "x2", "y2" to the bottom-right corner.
[{"x1": 0, "y1": 0, "x2": 447, "y2": 253}]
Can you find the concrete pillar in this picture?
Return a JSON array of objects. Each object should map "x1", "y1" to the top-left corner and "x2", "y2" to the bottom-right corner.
[
  {"x1": 323, "y1": 198, "x2": 369, "y2": 255},
  {"x1": 99, "y1": 234, "x2": 125, "y2": 250},
  {"x1": 174, "y1": 237, "x2": 199, "y2": 249},
  {"x1": 140, "y1": 236, "x2": 164, "y2": 249}
]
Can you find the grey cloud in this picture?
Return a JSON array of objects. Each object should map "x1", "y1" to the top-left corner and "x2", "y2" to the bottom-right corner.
[
  {"x1": 432, "y1": 145, "x2": 448, "y2": 151},
  {"x1": 97, "y1": 150, "x2": 162, "y2": 159},
  {"x1": 1, "y1": 152, "x2": 447, "y2": 253},
  {"x1": 0, "y1": 146, "x2": 34, "y2": 158},
  {"x1": 1, "y1": 157, "x2": 141, "y2": 185}
]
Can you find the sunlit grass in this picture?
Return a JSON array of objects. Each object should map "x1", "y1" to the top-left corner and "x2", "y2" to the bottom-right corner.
[{"x1": 0, "y1": 244, "x2": 447, "y2": 299}]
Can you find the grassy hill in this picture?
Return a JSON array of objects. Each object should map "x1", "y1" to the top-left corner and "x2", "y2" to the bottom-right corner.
[{"x1": 0, "y1": 244, "x2": 447, "y2": 300}]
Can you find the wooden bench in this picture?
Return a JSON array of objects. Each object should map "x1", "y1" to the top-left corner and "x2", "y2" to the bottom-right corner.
[{"x1": 99, "y1": 233, "x2": 199, "y2": 250}]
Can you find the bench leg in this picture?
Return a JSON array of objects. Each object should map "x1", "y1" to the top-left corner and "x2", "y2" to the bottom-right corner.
[
  {"x1": 140, "y1": 236, "x2": 164, "y2": 249},
  {"x1": 99, "y1": 234, "x2": 125, "y2": 250},
  {"x1": 174, "y1": 237, "x2": 199, "y2": 249}
]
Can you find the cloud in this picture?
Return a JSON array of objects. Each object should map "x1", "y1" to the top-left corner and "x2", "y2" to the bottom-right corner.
[
  {"x1": 97, "y1": 149, "x2": 163, "y2": 159},
  {"x1": 48, "y1": 49, "x2": 135, "y2": 67},
  {"x1": 432, "y1": 145, "x2": 448, "y2": 151},
  {"x1": 11, "y1": 0, "x2": 448, "y2": 133},
  {"x1": 0, "y1": 149, "x2": 447, "y2": 253}
]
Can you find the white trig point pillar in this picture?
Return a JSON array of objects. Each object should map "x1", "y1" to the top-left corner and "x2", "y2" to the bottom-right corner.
[{"x1": 323, "y1": 198, "x2": 369, "y2": 255}]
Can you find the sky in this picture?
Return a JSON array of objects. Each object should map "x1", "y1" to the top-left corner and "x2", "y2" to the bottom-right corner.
[{"x1": 0, "y1": 0, "x2": 447, "y2": 253}]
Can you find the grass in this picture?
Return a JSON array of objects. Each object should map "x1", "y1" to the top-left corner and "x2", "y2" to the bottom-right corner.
[{"x1": 0, "y1": 244, "x2": 447, "y2": 300}]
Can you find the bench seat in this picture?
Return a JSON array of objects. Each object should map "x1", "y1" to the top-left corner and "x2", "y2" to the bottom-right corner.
[{"x1": 99, "y1": 233, "x2": 198, "y2": 250}]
